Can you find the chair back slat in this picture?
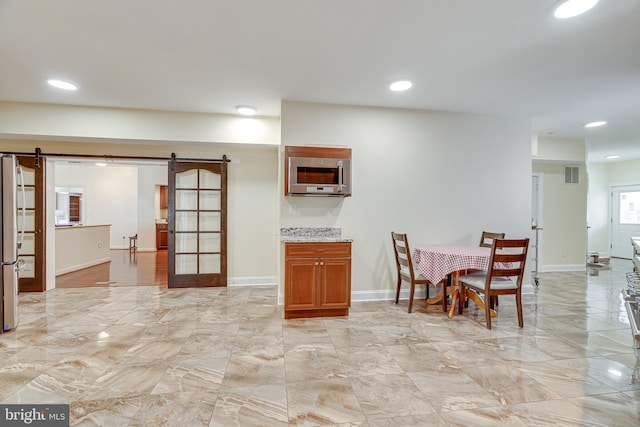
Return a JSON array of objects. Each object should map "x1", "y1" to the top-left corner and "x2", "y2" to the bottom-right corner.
[
  {"x1": 493, "y1": 252, "x2": 526, "y2": 263},
  {"x1": 479, "y1": 231, "x2": 505, "y2": 248},
  {"x1": 491, "y1": 268, "x2": 525, "y2": 277}
]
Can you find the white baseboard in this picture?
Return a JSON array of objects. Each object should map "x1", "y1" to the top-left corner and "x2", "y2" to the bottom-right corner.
[
  {"x1": 352, "y1": 284, "x2": 536, "y2": 302},
  {"x1": 227, "y1": 276, "x2": 277, "y2": 287},
  {"x1": 522, "y1": 284, "x2": 535, "y2": 294},
  {"x1": 351, "y1": 287, "x2": 431, "y2": 302},
  {"x1": 56, "y1": 257, "x2": 111, "y2": 276},
  {"x1": 112, "y1": 247, "x2": 157, "y2": 252},
  {"x1": 540, "y1": 264, "x2": 586, "y2": 272}
]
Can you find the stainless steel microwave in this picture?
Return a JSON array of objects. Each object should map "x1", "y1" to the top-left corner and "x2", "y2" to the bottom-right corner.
[{"x1": 288, "y1": 156, "x2": 351, "y2": 196}]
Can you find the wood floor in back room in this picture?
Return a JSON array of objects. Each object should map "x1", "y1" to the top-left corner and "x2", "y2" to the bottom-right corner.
[{"x1": 55, "y1": 249, "x2": 168, "y2": 288}]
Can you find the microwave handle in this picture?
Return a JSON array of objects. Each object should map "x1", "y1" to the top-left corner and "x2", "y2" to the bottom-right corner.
[{"x1": 338, "y1": 160, "x2": 343, "y2": 187}]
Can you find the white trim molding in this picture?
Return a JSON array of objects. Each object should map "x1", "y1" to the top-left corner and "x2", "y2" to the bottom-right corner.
[{"x1": 227, "y1": 276, "x2": 278, "y2": 287}]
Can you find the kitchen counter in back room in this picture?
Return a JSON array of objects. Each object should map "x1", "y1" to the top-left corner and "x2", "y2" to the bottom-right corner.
[{"x1": 55, "y1": 224, "x2": 111, "y2": 276}]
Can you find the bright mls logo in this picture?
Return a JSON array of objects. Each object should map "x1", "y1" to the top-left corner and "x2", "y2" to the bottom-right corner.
[{"x1": 0, "y1": 405, "x2": 69, "y2": 426}]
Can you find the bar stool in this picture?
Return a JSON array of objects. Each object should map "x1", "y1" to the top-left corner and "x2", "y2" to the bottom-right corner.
[{"x1": 128, "y1": 233, "x2": 138, "y2": 253}]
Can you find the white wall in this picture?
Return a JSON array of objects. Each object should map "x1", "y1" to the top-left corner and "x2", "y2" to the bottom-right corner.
[
  {"x1": 280, "y1": 101, "x2": 533, "y2": 300},
  {"x1": 608, "y1": 158, "x2": 640, "y2": 183},
  {"x1": 226, "y1": 147, "x2": 279, "y2": 282},
  {"x1": 55, "y1": 164, "x2": 139, "y2": 248},
  {"x1": 0, "y1": 101, "x2": 280, "y2": 145},
  {"x1": 45, "y1": 160, "x2": 57, "y2": 290},
  {"x1": 534, "y1": 137, "x2": 586, "y2": 162}
]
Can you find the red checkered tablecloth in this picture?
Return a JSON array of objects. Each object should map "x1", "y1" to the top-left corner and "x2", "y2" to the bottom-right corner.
[{"x1": 413, "y1": 245, "x2": 492, "y2": 284}]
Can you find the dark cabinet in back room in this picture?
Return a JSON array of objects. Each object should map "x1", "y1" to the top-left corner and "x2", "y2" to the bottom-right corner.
[{"x1": 156, "y1": 223, "x2": 168, "y2": 249}]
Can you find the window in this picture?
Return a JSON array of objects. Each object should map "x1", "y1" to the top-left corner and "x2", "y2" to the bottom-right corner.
[{"x1": 619, "y1": 191, "x2": 640, "y2": 225}]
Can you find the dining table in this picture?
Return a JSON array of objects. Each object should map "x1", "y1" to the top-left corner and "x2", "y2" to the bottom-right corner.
[{"x1": 413, "y1": 244, "x2": 497, "y2": 319}]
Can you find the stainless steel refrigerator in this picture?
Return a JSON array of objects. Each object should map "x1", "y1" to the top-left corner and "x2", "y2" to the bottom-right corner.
[{"x1": 1, "y1": 154, "x2": 21, "y2": 333}]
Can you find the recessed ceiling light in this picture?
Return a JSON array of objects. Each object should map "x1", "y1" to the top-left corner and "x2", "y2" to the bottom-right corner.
[
  {"x1": 47, "y1": 79, "x2": 77, "y2": 91},
  {"x1": 554, "y1": 0, "x2": 599, "y2": 19},
  {"x1": 605, "y1": 155, "x2": 620, "y2": 160},
  {"x1": 236, "y1": 106, "x2": 257, "y2": 116},
  {"x1": 95, "y1": 162, "x2": 107, "y2": 167},
  {"x1": 585, "y1": 121, "x2": 607, "y2": 128},
  {"x1": 389, "y1": 80, "x2": 412, "y2": 92}
]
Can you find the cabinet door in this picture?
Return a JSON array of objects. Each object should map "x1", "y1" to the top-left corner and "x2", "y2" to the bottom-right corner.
[
  {"x1": 285, "y1": 258, "x2": 318, "y2": 310},
  {"x1": 319, "y1": 258, "x2": 351, "y2": 309},
  {"x1": 157, "y1": 224, "x2": 168, "y2": 249},
  {"x1": 159, "y1": 229, "x2": 168, "y2": 249},
  {"x1": 160, "y1": 185, "x2": 168, "y2": 209}
]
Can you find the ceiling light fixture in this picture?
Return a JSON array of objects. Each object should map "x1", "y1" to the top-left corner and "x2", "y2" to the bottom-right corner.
[
  {"x1": 95, "y1": 162, "x2": 107, "y2": 167},
  {"x1": 605, "y1": 155, "x2": 620, "y2": 160},
  {"x1": 47, "y1": 79, "x2": 77, "y2": 91},
  {"x1": 585, "y1": 121, "x2": 607, "y2": 128},
  {"x1": 236, "y1": 106, "x2": 257, "y2": 116},
  {"x1": 389, "y1": 80, "x2": 412, "y2": 92},
  {"x1": 553, "y1": 0, "x2": 599, "y2": 19}
]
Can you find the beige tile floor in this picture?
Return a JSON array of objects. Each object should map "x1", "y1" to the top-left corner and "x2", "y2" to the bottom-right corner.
[{"x1": 1, "y1": 260, "x2": 639, "y2": 426}]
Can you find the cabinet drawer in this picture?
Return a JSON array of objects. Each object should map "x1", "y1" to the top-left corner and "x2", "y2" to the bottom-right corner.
[
  {"x1": 285, "y1": 242, "x2": 351, "y2": 257},
  {"x1": 156, "y1": 223, "x2": 168, "y2": 230}
]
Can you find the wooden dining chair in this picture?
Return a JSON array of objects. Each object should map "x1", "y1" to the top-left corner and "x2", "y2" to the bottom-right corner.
[
  {"x1": 458, "y1": 238, "x2": 529, "y2": 329},
  {"x1": 391, "y1": 232, "x2": 444, "y2": 313},
  {"x1": 478, "y1": 231, "x2": 505, "y2": 308}
]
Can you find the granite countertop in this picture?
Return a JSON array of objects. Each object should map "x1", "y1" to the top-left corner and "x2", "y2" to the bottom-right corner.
[{"x1": 280, "y1": 227, "x2": 352, "y2": 243}]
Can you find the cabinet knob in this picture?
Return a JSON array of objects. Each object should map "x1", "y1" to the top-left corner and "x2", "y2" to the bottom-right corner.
[
  {"x1": 315, "y1": 262, "x2": 319, "y2": 266},
  {"x1": 320, "y1": 262, "x2": 324, "y2": 266}
]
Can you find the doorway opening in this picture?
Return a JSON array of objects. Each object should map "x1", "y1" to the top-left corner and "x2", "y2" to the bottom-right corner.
[{"x1": 2, "y1": 148, "x2": 230, "y2": 291}]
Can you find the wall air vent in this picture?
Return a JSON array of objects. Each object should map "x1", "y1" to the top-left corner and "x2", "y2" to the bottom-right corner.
[{"x1": 564, "y1": 166, "x2": 579, "y2": 184}]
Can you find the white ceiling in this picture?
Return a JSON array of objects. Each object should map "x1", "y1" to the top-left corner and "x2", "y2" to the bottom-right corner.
[{"x1": 1, "y1": 0, "x2": 639, "y2": 162}]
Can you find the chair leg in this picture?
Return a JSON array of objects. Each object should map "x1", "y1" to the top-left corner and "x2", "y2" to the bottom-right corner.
[
  {"x1": 395, "y1": 276, "x2": 402, "y2": 304},
  {"x1": 516, "y1": 292, "x2": 524, "y2": 328},
  {"x1": 442, "y1": 278, "x2": 448, "y2": 313},
  {"x1": 408, "y1": 282, "x2": 416, "y2": 313},
  {"x1": 485, "y1": 295, "x2": 492, "y2": 329},
  {"x1": 489, "y1": 295, "x2": 499, "y2": 309},
  {"x1": 458, "y1": 285, "x2": 464, "y2": 315}
]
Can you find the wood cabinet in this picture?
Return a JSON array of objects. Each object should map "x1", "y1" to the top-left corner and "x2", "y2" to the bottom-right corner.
[
  {"x1": 156, "y1": 223, "x2": 168, "y2": 249},
  {"x1": 69, "y1": 195, "x2": 81, "y2": 222},
  {"x1": 284, "y1": 241, "x2": 351, "y2": 319},
  {"x1": 160, "y1": 185, "x2": 168, "y2": 209}
]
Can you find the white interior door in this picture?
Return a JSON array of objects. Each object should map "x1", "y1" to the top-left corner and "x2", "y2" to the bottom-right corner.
[{"x1": 611, "y1": 184, "x2": 640, "y2": 259}]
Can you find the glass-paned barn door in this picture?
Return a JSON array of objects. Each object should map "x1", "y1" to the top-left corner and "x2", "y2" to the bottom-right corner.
[{"x1": 168, "y1": 160, "x2": 227, "y2": 288}]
